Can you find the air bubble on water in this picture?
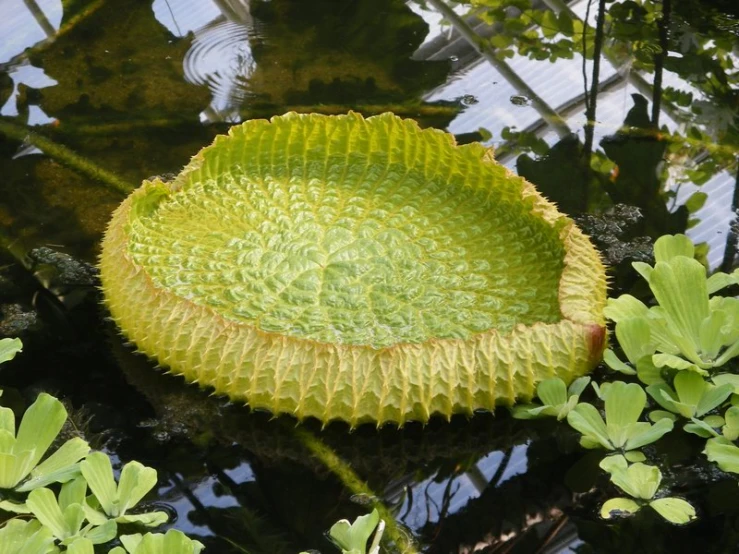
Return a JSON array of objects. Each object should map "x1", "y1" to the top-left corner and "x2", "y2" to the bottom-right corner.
[
  {"x1": 461, "y1": 94, "x2": 478, "y2": 106},
  {"x1": 449, "y1": 55, "x2": 459, "y2": 62},
  {"x1": 350, "y1": 493, "x2": 378, "y2": 506},
  {"x1": 510, "y1": 95, "x2": 532, "y2": 107}
]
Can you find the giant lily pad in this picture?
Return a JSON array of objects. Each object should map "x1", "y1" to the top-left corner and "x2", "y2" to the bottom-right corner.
[{"x1": 99, "y1": 112, "x2": 606, "y2": 426}]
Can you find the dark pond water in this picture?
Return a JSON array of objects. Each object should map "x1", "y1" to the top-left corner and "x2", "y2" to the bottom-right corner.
[{"x1": 0, "y1": 0, "x2": 738, "y2": 552}]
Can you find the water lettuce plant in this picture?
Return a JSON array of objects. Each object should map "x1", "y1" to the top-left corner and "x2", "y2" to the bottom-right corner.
[
  {"x1": 99, "y1": 111, "x2": 607, "y2": 426},
  {"x1": 300, "y1": 509, "x2": 384, "y2": 554},
  {"x1": 604, "y1": 234, "x2": 739, "y2": 376},
  {"x1": 566, "y1": 381, "x2": 673, "y2": 461},
  {"x1": 599, "y1": 455, "x2": 696, "y2": 524},
  {"x1": 511, "y1": 376, "x2": 590, "y2": 420},
  {"x1": 0, "y1": 339, "x2": 202, "y2": 553}
]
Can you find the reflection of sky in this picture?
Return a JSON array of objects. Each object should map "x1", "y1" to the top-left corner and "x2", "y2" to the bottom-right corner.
[
  {"x1": 391, "y1": 444, "x2": 529, "y2": 531},
  {"x1": 415, "y1": 0, "x2": 737, "y2": 268},
  {"x1": 152, "y1": 0, "x2": 256, "y2": 123},
  {"x1": 0, "y1": 0, "x2": 62, "y2": 65}
]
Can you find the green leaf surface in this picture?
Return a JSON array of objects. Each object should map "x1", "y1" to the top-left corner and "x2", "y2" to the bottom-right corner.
[
  {"x1": 653, "y1": 234, "x2": 694, "y2": 262},
  {"x1": 0, "y1": 338, "x2": 22, "y2": 364},
  {"x1": 603, "y1": 349, "x2": 636, "y2": 375},
  {"x1": 0, "y1": 519, "x2": 57, "y2": 554},
  {"x1": 610, "y1": 463, "x2": 661, "y2": 500},
  {"x1": 14, "y1": 393, "x2": 67, "y2": 476},
  {"x1": 116, "y1": 511, "x2": 169, "y2": 527},
  {"x1": 117, "y1": 461, "x2": 158, "y2": 516},
  {"x1": 600, "y1": 497, "x2": 641, "y2": 519},
  {"x1": 604, "y1": 295, "x2": 649, "y2": 323},
  {"x1": 536, "y1": 378, "x2": 568, "y2": 407},
  {"x1": 17, "y1": 437, "x2": 89, "y2": 492},
  {"x1": 624, "y1": 418, "x2": 673, "y2": 450},
  {"x1": 329, "y1": 509, "x2": 380, "y2": 554},
  {"x1": 705, "y1": 437, "x2": 739, "y2": 474},
  {"x1": 723, "y1": 406, "x2": 739, "y2": 441},
  {"x1": 649, "y1": 497, "x2": 697, "y2": 524},
  {"x1": 80, "y1": 452, "x2": 117, "y2": 515},
  {"x1": 567, "y1": 403, "x2": 611, "y2": 450},
  {"x1": 649, "y1": 257, "x2": 708, "y2": 363},
  {"x1": 26, "y1": 487, "x2": 69, "y2": 540}
]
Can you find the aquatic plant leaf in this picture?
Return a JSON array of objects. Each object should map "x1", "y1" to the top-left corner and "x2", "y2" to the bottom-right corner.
[
  {"x1": 649, "y1": 257, "x2": 708, "y2": 364},
  {"x1": 537, "y1": 378, "x2": 568, "y2": 407},
  {"x1": 117, "y1": 461, "x2": 158, "y2": 515},
  {"x1": 615, "y1": 318, "x2": 655, "y2": 365},
  {"x1": 99, "y1": 112, "x2": 607, "y2": 425},
  {"x1": 684, "y1": 417, "x2": 719, "y2": 439},
  {"x1": 604, "y1": 295, "x2": 649, "y2": 323},
  {"x1": 610, "y1": 463, "x2": 661, "y2": 500},
  {"x1": 636, "y1": 357, "x2": 665, "y2": 385},
  {"x1": 115, "y1": 530, "x2": 205, "y2": 554},
  {"x1": 603, "y1": 349, "x2": 636, "y2": 375},
  {"x1": 329, "y1": 509, "x2": 380, "y2": 554},
  {"x1": 26, "y1": 487, "x2": 77, "y2": 541},
  {"x1": 601, "y1": 497, "x2": 641, "y2": 518},
  {"x1": 567, "y1": 403, "x2": 611, "y2": 450},
  {"x1": 648, "y1": 410, "x2": 678, "y2": 423},
  {"x1": 79, "y1": 452, "x2": 116, "y2": 515},
  {"x1": 568, "y1": 376, "x2": 591, "y2": 397},
  {"x1": 624, "y1": 418, "x2": 673, "y2": 451},
  {"x1": 14, "y1": 393, "x2": 68, "y2": 482},
  {"x1": 80, "y1": 452, "x2": 160, "y2": 521},
  {"x1": 116, "y1": 512, "x2": 169, "y2": 527},
  {"x1": 704, "y1": 437, "x2": 739, "y2": 474},
  {"x1": 631, "y1": 262, "x2": 653, "y2": 283},
  {"x1": 0, "y1": 338, "x2": 22, "y2": 364},
  {"x1": 0, "y1": 499, "x2": 29, "y2": 513},
  {"x1": 0, "y1": 408, "x2": 14, "y2": 437},
  {"x1": 624, "y1": 450, "x2": 646, "y2": 463},
  {"x1": 66, "y1": 538, "x2": 94, "y2": 554},
  {"x1": 723, "y1": 406, "x2": 739, "y2": 441},
  {"x1": 649, "y1": 497, "x2": 697, "y2": 524},
  {"x1": 17, "y1": 437, "x2": 90, "y2": 492},
  {"x1": 83, "y1": 520, "x2": 117, "y2": 545},
  {"x1": 700, "y1": 310, "x2": 728, "y2": 360},
  {"x1": 0, "y1": 519, "x2": 57, "y2": 554},
  {"x1": 652, "y1": 353, "x2": 703, "y2": 374},
  {"x1": 605, "y1": 382, "x2": 648, "y2": 448},
  {"x1": 653, "y1": 234, "x2": 695, "y2": 263},
  {"x1": 706, "y1": 270, "x2": 739, "y2": 294}
]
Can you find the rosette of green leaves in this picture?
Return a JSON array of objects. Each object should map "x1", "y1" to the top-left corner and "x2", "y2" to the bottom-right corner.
[
  {"x1": 604, "y1": 235, "x2": 739, "y2": 377},
  {"x1": 0, "y1": 519, "x2": 58, "y2": 554},
  {"x1": 108, "y1": 530, "x2": 205, "y2": 554},
  {"x1": 25, "y1": 476, "x2": 117, "y2": 546},
  {"x1": 322, "y1": 509, "x2": 384, "y2": 554},
  {"x1": 566, "y1": 382, "x2": 673, "y2": 462},
  {"x1": 511, "y1": 377, "x2": 590, "y2": 420},
  {"x1": 79, "y1": 452, "x2": 168, "y2": 527},
  {"x1": 599, "y1": 455, "x2": 696, "y2": 524},
  {"x1": 0, "y1": 392, "x2": 90, "y2": 511},
  {"x1": 646, "y1": 370, "x2": 733, "y2": 437}
]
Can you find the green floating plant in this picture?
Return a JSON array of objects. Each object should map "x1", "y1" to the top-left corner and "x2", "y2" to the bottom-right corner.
[
  {"x1": 0, "y1": 392, "x2": 90, "y2": 512},
  {"x1": 511, "y1": 376, "x2": 590, "y2": 420},
  {"x1": 566, "y1": 381, "x2": 673, "y2": 462},
  {"x1": 26, "y1": 477, "x2": 117, "y2": 546},
  {"x1": 80, "y1": 452, "x2": 168, "y2": 527},
  {"x1": 0, "y1": 338, "x2": 22, "y2": 364},
  {"x1": 100, "y1": 111, "x2": 608, "y2": 426},
  {"x1": 599, "y1": 455, "x2": 696, "y2": 524},
  {"x1": 0, "y1": 518, "x2": 57, "y2": 554},
  {"x1": 109, "y1": 530, "x2": 205, "y2": 554},
  {"x1": 604, "y1": 234, "x2": 739, "y2": 377},
  {"x1": 645, "y1": 370, "x2": 733, "y2": 437},
  {"x1": 326, "y1": 509, "x2": 384, "y2": 554}
]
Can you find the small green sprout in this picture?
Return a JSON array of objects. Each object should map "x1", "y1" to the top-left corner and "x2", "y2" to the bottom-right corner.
[
  {"x1": 511, "y1": 377, "x2": 590, "y2": 420},
  {"x1": 328, "y1": 509, "x2": 384, "y2": 554},
  {"x1": 0, "y1": 519, "x2": 57, "y2": 554},
  {"x1": 108, "y1": 530, "x2": 205, "y2": 554},
  {"x1": 599, "y1": 455, "x2": 696, "y2": 524},
  {"x1": 0, "y1": 391, "x2": 90, "y2": 506},
  {"x1": 80, "y1": 452, "x2": 168, "y2": 527},
  {"x1": 566, "y1": 382, "x2": 673, "y2": 462},
  {"x1": 605, "y1": 235, "x2": 739, "y2": 375},
  {"x1": 26, "y1": 477, "x2": 117, "y2": 546}
]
